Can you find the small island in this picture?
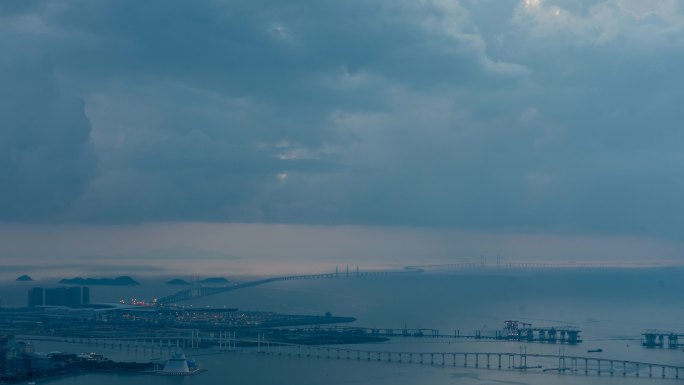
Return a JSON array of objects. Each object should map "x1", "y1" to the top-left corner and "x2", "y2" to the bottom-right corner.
[
  {"x1": 165, "y1": 278, "x2": 190, "y2": 285},
  {"x1": 59, "y1": 276, "x2": 139, "y2": 286},
  {"x1": 16, "y1": 275, "x2": 33, "y2": 282}
]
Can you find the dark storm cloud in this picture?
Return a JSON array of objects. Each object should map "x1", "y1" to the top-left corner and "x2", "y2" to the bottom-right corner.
[
  {"x1": 0, "y1": 57, "x2": 95, "y2": 220},
  {"x1": 2, "y1": 0, "x2": 684, "y2": 238}
]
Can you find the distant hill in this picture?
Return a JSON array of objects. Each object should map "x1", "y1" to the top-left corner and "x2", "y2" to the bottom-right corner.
[
  {"x1": 59, "y1": 276, "x2": 139, "y2": 286},
  {"x1": 16, "y1": 275, "x2": 33, "y2": 282},
  {"x1": 199, "y1": 277, "x2": 229, "y2": 284},
  {"x1": 165, "y1": 278, "x2": 190, "y2": 285}
]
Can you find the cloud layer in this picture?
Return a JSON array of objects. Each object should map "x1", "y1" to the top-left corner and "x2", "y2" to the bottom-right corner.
[{"x1": 2, "y1": 0, "x2": 684, "y2": 239}]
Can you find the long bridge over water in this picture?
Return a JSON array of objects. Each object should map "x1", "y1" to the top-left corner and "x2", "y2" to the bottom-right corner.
[
  {"x1": 155, "y1": 259, "x2": 668, "y2": 305},
  {"x1": 156, "y1": 268, "x2": 421, "y2": 305},
  {"x1": 254, "y1": 341, "x2": 684, "y2": 380},
  {"x1": 23, "y1": 334, "x2": 684, "y2": 380}
]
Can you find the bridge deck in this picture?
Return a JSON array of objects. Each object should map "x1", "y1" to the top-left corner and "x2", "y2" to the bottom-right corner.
[
  {"x1": 27, "y1": 334, "x2": 684, "y2": 380},
  {"x1": 156, "y1": 269, "x2": 419, "y2": 305}
]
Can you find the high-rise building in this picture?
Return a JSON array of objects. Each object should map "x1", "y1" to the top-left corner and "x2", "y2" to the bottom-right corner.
[
  {"x1": 66, "y1": 287, "x2": 82, "y2": 307},
  {"x1": 44, "y1": 287, "x2": 68, "y2": 306},
  {"x1": 40, "y1": 287, "x2": 89, "y2": 307},
  {"x1": 82, "y1": 287, "x2": 90, "y2": 304},
  {"x1": 27, "y1": 288, "x2": 44, "y2": 308},
  {"x1": 0, "y1": 335, "x2": 16, "y2": 375}
]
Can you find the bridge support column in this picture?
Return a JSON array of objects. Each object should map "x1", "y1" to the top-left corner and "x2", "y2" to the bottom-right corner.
[
  {"x1": 442, "y1": 353, "x2": 445, "y2": 366},
  {"x1": 464, "y1": 353, "x2": 468, "y2": 367},
  {"x1": 662, "y1": 366, "x2": 665, "y2": 378},
  {"x1": 598, "y1": 359, "x2": 601, "y2": 375},
  {"x1": 498, "y1": 354, "x2": 501, "y2": 369},
  {"x1": 475, "y1": 354, "x2": 479, "y2": 368},
  {"x1": 649, "y1": 365, "x2": 652, "y2": 378},
  {"x1": 486, "y1": 354, "x2": 490, "y2": 368},
  {"x1": 584, "y1": 359, "x2": 588, "y2": 374}
]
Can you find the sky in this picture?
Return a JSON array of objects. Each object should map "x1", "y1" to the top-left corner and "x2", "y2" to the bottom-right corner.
[{"x1": 2, "y1": 0, "x2": 684, "y2": 275}]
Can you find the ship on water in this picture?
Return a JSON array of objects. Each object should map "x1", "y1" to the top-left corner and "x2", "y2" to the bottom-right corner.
[{"x1": 158, "y1": 352, "x2": 204, "y2": 376}]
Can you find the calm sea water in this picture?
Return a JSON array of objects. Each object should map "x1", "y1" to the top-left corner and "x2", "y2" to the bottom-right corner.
[{"x1": 2, "y1": 267, "x2": 684, "y2": 384}]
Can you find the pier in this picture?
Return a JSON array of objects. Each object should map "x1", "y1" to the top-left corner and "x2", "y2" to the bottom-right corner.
[
  {"x1": 285, "y1": 321, "x2": 581, "y2": 344},
  {"x1": 277, "y1": 326, "x2": 440, "y2": 338},
  {"x1": 500, "y1": 320, "x2": 581, "y2": 343},
  {"x1": 642, "y1": 329, "x2": 684, "y2": 348},
  {"x1": 19, "y1": 331, "x2": 235, "y2": 354}
]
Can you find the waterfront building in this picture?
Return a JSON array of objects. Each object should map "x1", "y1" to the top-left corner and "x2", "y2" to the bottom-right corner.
[
  {"x1": 0, "y1": 335, "x2": 16, "y2": 375},
  {"x1": 17, "y1": 352, "x2": 53, "y2": 373},
  {"x1": 82, "y1": 287, "x2": 90, "y2": 304},
  {"x1": 15, "y1": 342, "x2": 33, "y2": 355},
  {"x1": 45, "y1": 287, "x2": 68, "y2": 306},
  {"x1": 66, "y1": 287, "x2": 82, "y2": 307},
  {"x1": 35, "y1": 286, "x2": 87, "y2": 307}
]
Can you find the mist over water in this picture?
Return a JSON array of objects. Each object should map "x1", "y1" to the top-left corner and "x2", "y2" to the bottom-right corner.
[{"x1": 3, "y1": 223, "x2": 683, "y2": 283}]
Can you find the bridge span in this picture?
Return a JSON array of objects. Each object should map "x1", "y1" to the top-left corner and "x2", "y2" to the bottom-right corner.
[
  {"x1": 251, "y1": 337, "x2": 684, "y2": 380},
  {"x1": 30, "y1": 334, "x2": 684, "y2": 380},
  {"x1": 156, "y1": 268, "x2": 421, "y2": 305}
]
